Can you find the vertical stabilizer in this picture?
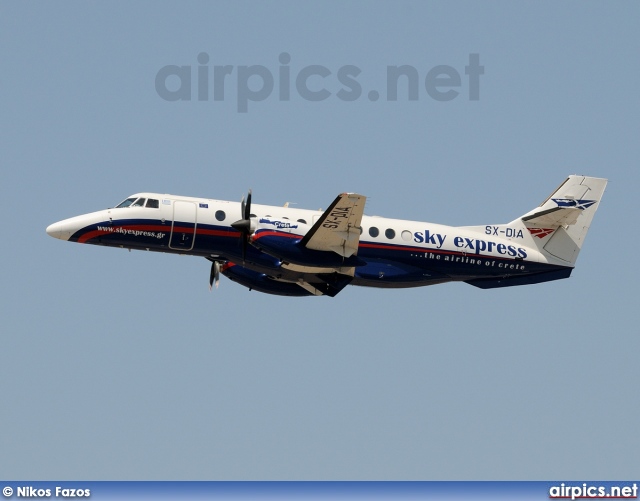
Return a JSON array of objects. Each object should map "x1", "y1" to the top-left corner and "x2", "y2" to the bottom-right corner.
[{"x1": 511, "y1": 175, "x2": 607, "y2": 266}]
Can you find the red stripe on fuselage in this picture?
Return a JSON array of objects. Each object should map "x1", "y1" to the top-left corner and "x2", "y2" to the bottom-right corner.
[
  {"x1": 359, "y1": 242, "x2": 425, "y2": 253},
  {"x1": 77, "y1": 223, "x2": 236, "y2": 244},
  {"x1": 252, "y1": 230, "x2": 301, "y2": 241}
]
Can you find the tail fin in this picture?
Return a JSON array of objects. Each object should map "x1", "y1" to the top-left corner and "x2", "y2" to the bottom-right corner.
[{"x1": 507, "y1": 175, "x2": 608, "y2": 266}]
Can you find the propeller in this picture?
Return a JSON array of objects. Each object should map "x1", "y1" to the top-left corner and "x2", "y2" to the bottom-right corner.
[
  {"x1": 208, "y1": 260, "x2": 221, "y2": 290},
  {"x1": 231, "y1": 189, "x2": 253, "y2": 262}
]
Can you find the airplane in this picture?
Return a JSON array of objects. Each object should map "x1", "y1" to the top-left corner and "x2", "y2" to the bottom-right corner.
[{"x1": 46, "y1": 175, "x2": 607, "y2": 297}]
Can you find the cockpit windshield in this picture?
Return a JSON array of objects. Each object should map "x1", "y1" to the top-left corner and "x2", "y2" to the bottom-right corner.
[
  {"x1": 116, "y1": 197, "x2": 137, "y2": 208},
  {"x1": 115, "y1": 197, "x2": 160, "y2": 209}
]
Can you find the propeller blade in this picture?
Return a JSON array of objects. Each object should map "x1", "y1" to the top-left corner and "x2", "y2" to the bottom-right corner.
[
  {"x1": 245, "y1": 189, "x2": 252, "y2": 220},
  {"x1": 230, "y1": 189, "x2": 254, "y2": 264},
  {"x1": 209, "y1": 261, "x2": 216, "y2": 290},
  {"x1": 209, "y1": 260, "x2": 221, "y2": 290}
]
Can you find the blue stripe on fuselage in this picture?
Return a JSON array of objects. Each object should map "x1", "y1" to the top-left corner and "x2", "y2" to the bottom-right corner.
[{"x1": 72, "y1": 218, "x2": 566, "y2": 285}]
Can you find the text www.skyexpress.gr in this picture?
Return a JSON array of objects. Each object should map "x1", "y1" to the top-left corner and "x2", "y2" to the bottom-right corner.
[{"x1": 96, "y1": 226, "x2": 166, "y2": 239}]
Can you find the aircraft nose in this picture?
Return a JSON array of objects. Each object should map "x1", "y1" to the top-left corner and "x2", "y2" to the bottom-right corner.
[
  {"x1": 46, "y1": 210, "x2": 110, "y2": 242},
  {"x1": 46, "y1": 220, "x2": 72, "y2": 240}
]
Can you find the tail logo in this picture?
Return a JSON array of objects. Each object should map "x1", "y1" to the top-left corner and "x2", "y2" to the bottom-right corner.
[
  {"x1": 552, "y1": 198, "x2": 596, "y2": 210},
  {"x1": 528, "y1": 228, "x2": 555, "y2": 239}
]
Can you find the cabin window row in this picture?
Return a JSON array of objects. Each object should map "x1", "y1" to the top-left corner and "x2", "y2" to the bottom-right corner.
[
  {"x1": 368, "y1": 227, "x2": 413, "y2": 241},
  {"x1": 214, "y1": 210, "x2": 410, "y2": 241}
]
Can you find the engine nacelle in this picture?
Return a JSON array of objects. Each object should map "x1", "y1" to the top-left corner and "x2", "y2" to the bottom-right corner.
[
  {"x1": 251, "y1": 231, "x2": 365, "y2": 267},
  {"x1": 249, "y1": 219, "x2": 365, "y2": 268}
]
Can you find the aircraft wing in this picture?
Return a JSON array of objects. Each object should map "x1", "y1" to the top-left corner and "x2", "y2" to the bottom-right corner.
[
  {"x1": 295, "y1": 272, "x2": 354, "y2": 297},
  {"x1": 300, "y1": 193, "x2": 366, "y2": 258}
]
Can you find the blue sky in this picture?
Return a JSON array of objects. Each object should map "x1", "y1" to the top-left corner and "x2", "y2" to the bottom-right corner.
[{"x1": 1, "y1": 1, "x2": 639, "y2": 479}]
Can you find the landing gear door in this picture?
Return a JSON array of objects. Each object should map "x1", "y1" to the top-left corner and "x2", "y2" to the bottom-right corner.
[{"x1": 169, "y1": 201, "x2": 197, "y2": 251}]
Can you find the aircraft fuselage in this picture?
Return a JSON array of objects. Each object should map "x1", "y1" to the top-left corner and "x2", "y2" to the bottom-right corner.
[{"x1": 45, "y1": 189, "x2": 580, "y2": 296}]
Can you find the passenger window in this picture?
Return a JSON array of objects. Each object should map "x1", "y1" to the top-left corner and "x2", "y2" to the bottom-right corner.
[
  {"x1": 215, "y1": 210, "x2": 226, "y2": 221},
  {"x1": 132, "y1": 198, "x2": 146, "y2": 207},
  {"x1": 146, "y1": 199, "x2": 159, "y2": 208},
  {"x1": 297, "y1": 219, "x2": 307, "y2": 224},
  {"x1": 385, "y1": 229, "x2": 396, "y2": 239},
  {"x1": 369, "y1": 227, "x2": 379, "y2": 238}
]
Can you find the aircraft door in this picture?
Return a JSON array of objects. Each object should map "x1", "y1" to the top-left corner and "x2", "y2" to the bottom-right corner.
[{"x1": 169, "y1": 201, "x2": 197, "y2": 251}]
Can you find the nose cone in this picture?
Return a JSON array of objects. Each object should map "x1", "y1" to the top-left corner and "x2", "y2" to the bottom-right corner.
[
  {"x1": 46, "y1": 209, "x2": 111, "y2": 242},
  {"x1": 46, "y1": 220, "x2": 73, "y2": 240}
]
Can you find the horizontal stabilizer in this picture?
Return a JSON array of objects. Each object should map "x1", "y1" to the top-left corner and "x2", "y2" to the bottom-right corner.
[
  {"x1": 518, "y1": 176, "x2": 604, "y2": 229},
  {"x1": 512, "y1": 175, "x2": 607, "y2": 266},
  {"x1": 521, "y1": 206, "x2": 582, "y2": 226}
]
